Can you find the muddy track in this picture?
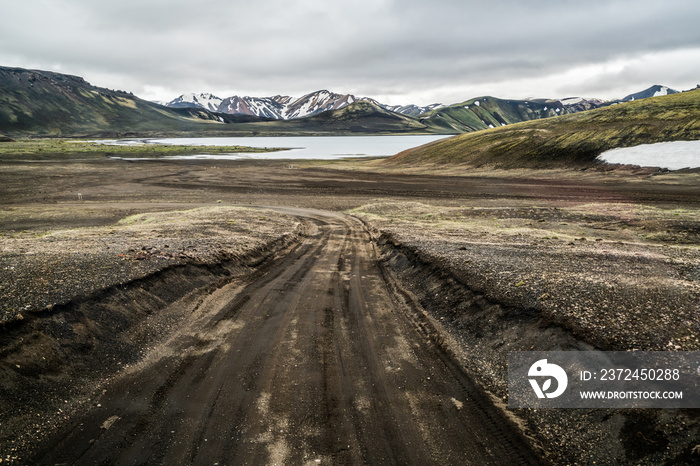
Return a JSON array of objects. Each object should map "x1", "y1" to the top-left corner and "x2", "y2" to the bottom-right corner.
[{"x1": 29, "y1": 208, "x2": 544, "y2": 465}]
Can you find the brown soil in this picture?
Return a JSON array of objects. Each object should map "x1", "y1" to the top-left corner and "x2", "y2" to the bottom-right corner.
[{"x1": 1, "y1": 156, "x2": 699, "y2": 464}]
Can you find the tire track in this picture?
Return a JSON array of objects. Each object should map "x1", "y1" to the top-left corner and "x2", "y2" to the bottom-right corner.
[{"x1": 29, "y1": 208, "x2": 545, "y2": 465}]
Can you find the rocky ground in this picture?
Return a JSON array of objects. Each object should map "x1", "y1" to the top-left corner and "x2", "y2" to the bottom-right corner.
[{"x1": 351, "y1": 200, "x2": 700, "y2": 352}]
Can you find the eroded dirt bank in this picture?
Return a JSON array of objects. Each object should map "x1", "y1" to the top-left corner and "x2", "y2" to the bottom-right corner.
[{"x1": 0, "y1": 206, "x2": 303, "y2": 323}]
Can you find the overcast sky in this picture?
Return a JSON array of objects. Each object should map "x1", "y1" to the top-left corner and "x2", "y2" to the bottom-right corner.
[{"x1": 1, "y1": 0, "x2": 700, "y2": 105}]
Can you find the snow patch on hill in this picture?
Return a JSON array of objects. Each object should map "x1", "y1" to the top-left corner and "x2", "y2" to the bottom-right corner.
[{"x1": 598, "y1": 141, "x2": 700, "y2": 170}]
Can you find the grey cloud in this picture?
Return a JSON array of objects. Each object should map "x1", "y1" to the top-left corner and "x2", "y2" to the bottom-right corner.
[{"x1": 1, "y1": 0, "x2": 699, "y2": 103}]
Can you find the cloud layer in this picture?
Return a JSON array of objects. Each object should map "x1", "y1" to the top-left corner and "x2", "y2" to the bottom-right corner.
[{"x1": 1, "y1": 0, "x2": 699, "y2": 104}]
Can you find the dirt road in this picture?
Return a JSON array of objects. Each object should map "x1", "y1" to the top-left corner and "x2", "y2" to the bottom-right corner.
[{"x1": 29, "y1": 207, "x2": 543, "y2": 465}]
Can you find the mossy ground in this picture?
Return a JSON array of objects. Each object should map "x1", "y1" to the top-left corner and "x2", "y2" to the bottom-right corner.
[{"x1": 0, "y1": 139, "x2": 287, "y2": 160}]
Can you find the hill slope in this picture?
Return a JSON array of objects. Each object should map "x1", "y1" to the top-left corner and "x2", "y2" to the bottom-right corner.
[
  {"x1": 293, "y1": 100, "x2": 431, "y2": 133},
  {"x1": 387, "y1": 90, "x2": 700, "y2": 169}
]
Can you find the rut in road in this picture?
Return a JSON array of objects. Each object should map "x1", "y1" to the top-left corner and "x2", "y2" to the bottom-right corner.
[{"x1": 32, "y1": 208, "x2": 543, "y2": 465}]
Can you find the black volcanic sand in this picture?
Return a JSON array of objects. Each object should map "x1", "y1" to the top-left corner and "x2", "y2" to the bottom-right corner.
[{"x1": 1, "y1": 155, "x2": 700, "y2": 464}]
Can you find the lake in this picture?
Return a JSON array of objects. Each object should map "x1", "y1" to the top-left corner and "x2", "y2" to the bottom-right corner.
[
  {"x1": 100, "y1": 135, "x2": 451, "y2": 160},
  {"x1": 598, "y1": 140, "x2": 700, "y2": 170}
]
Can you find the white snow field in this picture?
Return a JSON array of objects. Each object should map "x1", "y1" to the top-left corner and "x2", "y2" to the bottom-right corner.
[{"x1": 598, "y1": 140, "x2": 700, "y2": 170}]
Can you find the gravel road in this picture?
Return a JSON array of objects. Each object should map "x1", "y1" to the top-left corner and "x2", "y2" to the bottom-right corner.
[{"x1": 28, "y1": 208, "x2": 542, "y2": 465}]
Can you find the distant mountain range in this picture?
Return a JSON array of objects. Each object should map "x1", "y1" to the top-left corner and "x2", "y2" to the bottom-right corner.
[
  {"x1": 164, "y1": 85, "x2": 680, "y2": 123},
  {"x1": 166, "y1": 90, "x2": 443, "y2": 120},
  {"x1": 0, "y1": 65, "x2": 688, "y2": 137},
  {"x1": 0, "y1": 66, "x2": 440, "y2": 137}
]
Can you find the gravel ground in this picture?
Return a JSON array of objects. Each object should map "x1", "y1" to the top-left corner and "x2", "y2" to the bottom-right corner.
[
  {"x1": 0, "y1": 206, "x2": 302, "y2": 324},
  {"x1": 352, "y1": 200, "x2": 700, "y2": 352}
]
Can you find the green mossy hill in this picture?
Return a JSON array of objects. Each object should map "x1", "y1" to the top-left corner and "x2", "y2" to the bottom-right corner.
[
  {"x1": 418, "y1": 96, "x2": 577, "y2": 133},
  {"x1": 388, "y1": 90, "x2": 700, "y2": 168}
]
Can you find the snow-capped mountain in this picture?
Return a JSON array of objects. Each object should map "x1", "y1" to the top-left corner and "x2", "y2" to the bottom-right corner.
[
  {"x1": 166, "y1": 90, "x2": 442, "y2": 120},
  {"x1": 556, "y1": 85, "x2": 677, "y2": 110},
  {"x1": 621, "y1": 85, "x2": 679, "y2": 102},
  {"x1": 218, "y1": 95, "x2": 290, "y2": 119},
  {"x1": 284, "y1": 90, "x2": 357, "y2": 119},
  {"x1": 166, "y1": 90, "x2": 362, "y2": 119},
  {"x1": 559, "y1": 97, "x2": 606, "y2": 112},
  {"x1": 285, "y1": 92, "x2": 443, "y2": 119},
  {"x1": 166, "y1": 93, "x2": 223, "y2": 112},
  {"x1": 560, "y1": 97, "x2": 605, "y2": 112},
  {"x1": 378, "y1": 102, "x2": 444, "y2": 116}
]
